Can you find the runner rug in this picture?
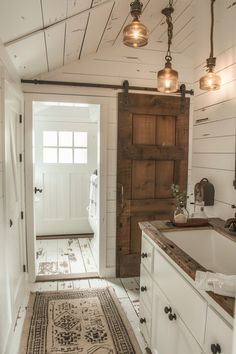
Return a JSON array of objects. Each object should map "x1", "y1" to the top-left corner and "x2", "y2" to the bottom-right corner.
[{"x1": 19, "y1": 287, "x2": 142, "y2": 354}]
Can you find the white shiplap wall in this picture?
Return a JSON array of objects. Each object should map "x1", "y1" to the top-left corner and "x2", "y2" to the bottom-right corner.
[{"x1": 190, "y1": 0, "x2": 236, "y2": 220}]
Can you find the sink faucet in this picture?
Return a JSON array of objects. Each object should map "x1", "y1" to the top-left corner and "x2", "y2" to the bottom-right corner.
[{"x1": 224, "y1": 218, "x2": 236, "y2": 232}]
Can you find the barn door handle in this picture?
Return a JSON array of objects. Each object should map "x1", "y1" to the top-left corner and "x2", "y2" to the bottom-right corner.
[
  {"x1": 34, "y1": 187, "x2": 43, "y2": 194},
  {"x1": 117, "y1": 183, "x2": 124, "y2": 210},
  {"x1": 121, "y1": 184, "x2": 124, "y2": 209}
]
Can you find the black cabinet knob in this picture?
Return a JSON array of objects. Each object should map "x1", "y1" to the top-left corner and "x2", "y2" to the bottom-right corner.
[
  {"x1": 211, "y1": 344, "x2": 221, "y2": 354},
  {"x1": 140, "y1": 286, "x2": 147, "y2": 292},
  {"x1": 9, "y1": 219, "x2": 13, "y2": 227},
  {"x1": 140, "y1": 318, "x2": 146, "y2": 324},
  {"x1": 169, "y1": 313, "x2": 177, "y2": 321},
  {"x1": 164, "y1": 306, "x2": 172, "y2": 314},
  {"x1": 141, "y1": 253, "x2": 148, "y2": 258},
  {"x1": 34, "y1": 187, "x2": 43, "y2": 194}
]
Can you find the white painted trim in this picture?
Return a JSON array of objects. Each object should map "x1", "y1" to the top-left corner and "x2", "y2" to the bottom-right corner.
[
  {"x1": 24, "y1": 92, "x2": 110, "y2": 280},
  {"x1": 4, "y1": 274, "x2": 28, "y2": 354}
]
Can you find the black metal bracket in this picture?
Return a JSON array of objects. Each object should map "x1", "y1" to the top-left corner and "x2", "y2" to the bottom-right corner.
[
  {"x1": 123, "y1": 80, "x2": 130, "y2": 111},
  {"x1": 178, "y1": 84, "x2": 194, "y2": 112}
]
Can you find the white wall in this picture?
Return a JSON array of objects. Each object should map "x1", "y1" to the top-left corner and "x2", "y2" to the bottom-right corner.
[
  {"x1": 190, "y1": 0, "x2": 236, "y2": 219},
  {"x1": 0, "y1": 41, "x2": 26, "y2": 354}
]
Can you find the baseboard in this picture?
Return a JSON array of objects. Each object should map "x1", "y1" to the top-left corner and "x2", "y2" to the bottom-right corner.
[
  {"x1": 36, "y1": 272, "x2": 99, "y2": 282},
  {"x1": 36, "y1": 233, "x2": 94, "y2": 240},
  {"x1": 4, "y1": 274, "x2": 29, "y2": 354}
]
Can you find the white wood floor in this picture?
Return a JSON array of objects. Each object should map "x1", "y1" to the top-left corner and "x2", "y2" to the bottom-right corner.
[
  {"x1": 12, "y1": 277, "x2": 147, "y2": 354},
  {"x1": 36, "y1": 237, "x2": 97, "y2": 276}
]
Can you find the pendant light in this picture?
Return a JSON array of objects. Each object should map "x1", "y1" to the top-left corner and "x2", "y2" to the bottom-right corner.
[
  {"x1": 123, "y1": 0, "x2": 149, "y2": 48},
  {"x1": 199, "y1": 0, "x2": 221, "y2": 91},
  {"x1": 157, "y1": 0, "x2": 178, "y2": 93}
]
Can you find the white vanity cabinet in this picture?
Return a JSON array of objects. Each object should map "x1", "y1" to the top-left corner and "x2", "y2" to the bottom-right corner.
[
  {"x1": 152, "y1": 282, "x2": 203, "y2": 354},
  {"x1": 139, "y1": 232, "x2": 234, "y2": 354}
]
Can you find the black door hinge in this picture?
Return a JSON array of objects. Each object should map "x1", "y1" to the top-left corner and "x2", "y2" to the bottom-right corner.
[
  {"x1": 19, "y1": 114, "x2": 23, "y2": 124},
  {"x1": 19, "y1": 153, "x2": 23, "y2": 162},
  {"x1": 21, "y1": 211, "x2": 24, "y2": 220},
  {"x1": 23, "y1": 264, "x2": 26, "y2": 272}
]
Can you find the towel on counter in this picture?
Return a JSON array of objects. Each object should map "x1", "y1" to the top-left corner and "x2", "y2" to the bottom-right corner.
[
  {"x1": 195, "y1": 271, "x2": 236, "y2": 298},
  {"x1": 88, "y1": 174, "x2": 98, "y2": 218}
]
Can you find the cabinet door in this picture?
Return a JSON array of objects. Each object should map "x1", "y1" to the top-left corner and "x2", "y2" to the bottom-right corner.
[
  {"x1": 151, "y1": 283, "x2": 203, "y2": 354},
  {"x1": 151, "y1": 283, "x2": 177, "y2": 354},
  {"x1": 204, "y1": 307, "x2": 233, "y2": 354}
]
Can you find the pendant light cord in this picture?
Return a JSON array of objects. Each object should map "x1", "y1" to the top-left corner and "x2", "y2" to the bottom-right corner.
[
  {"x1": 164, "y1": 0, "x2": 174, "y2": 62},
  {"x1": 210, "y1": 0, "x2": 216, "y2": 58}
]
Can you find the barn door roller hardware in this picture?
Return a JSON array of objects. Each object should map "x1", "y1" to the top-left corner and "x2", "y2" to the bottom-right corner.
[
  {"x1": 21, "y1": 79, "x2": 194, "y2": 97},
  {"x1": 21, "y1": 79, "x2": 193, "y2": 111}
]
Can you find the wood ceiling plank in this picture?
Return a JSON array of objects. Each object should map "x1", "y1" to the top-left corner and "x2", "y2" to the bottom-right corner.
[
  {"x1": 80, "y1": 1, "x2": 114, "y2": 58},
  {"x1": 45, "y1": 22, "x2": 65, "y2": 71},
  {"x1": 67, "y1": 0, "x2": 93, "y2": 16},
  {"x1": 0, "y1": 0, "x2": 42, "y2": 43},
  {"x1": 42, "y1": 0, "x2": 67, "y2": 26},
  {"x1": 64, "y1": 13, "x2": 89, "y2": 64},
  {"x1": 93, "y1": 0, "x2": 111, "y2": 6},
  {"x1": 173, "y1": 18, "x2": 194, "y2": 51},
  {"x1": 150, "y1": 0, "x2": 193, "y2": 50},
  {"x1": 6, "y1": 32, "x2": 48, "y2": 78},
  {"x1": 99, "y1": 0, "x2": 131, "y2": 49}
]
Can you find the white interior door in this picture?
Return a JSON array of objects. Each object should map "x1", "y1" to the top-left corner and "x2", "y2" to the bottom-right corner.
[
  {"x1": 35, "y1": 120, "x2": 97, "y2": 236},
  {"x1": 4, "y1": 82, "x2": 25, "y2": 311}
]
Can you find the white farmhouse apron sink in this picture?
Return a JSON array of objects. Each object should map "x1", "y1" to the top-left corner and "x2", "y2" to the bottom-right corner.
[{"x1": 163, "y1": 229, "x2": 236, "y2": 275}]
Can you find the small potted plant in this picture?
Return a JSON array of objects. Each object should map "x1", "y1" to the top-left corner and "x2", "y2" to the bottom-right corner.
[{"x1": 171, "y1": 184, "x2": 189, "y2": 224}]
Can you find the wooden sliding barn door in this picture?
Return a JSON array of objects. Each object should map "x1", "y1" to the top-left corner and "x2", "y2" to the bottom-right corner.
[{"x1": 116, "y1": 93, "x2": 189, "y2": 277}]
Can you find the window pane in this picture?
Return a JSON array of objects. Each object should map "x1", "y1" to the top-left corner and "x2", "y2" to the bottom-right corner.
[
  {"x1": 59, "y1": 131, "x2": 72, "y2": 147},
  {"x1": 59, "y1": 148, "x2": 73, "y2": 163},
  {"x1": 43, "y1": 131, "x2": 57, "y2": 147},
  {"x1": 74, "y1": 148, "x2": 87, "y2": 164},
  {"x1": 43, "y1": 148, "x2": 57, "y2": 163},
  {"x1": 74, "y1": 132, "x2": 87, "y2": 147}
]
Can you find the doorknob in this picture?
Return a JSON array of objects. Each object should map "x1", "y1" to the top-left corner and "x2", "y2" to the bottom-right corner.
[
  {"x1": 211, "y1": 344, "x2": 221, "y2": 354},
  {"x1": 34, "y1": 187, "x2": 43, "y2": 194}
]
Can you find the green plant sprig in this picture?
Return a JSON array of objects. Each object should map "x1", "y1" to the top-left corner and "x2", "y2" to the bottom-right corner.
[{"x1": 171, "y1": 184, "x2": 187, "y2": 208}]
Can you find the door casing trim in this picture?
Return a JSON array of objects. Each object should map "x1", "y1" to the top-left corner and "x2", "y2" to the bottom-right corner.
[{"x1": 24, "y1": 92, "x2": 108, "y2": 282}]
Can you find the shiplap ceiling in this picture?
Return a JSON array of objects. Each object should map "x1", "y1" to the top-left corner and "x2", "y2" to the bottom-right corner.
[{"x1": 0, "y1": 0, "x2": 194, "y2": 79}]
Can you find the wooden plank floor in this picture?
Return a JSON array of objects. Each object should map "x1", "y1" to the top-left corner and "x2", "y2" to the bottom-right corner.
[
  {"x1": 36, "y1": 237, "x2": 97, "y2": 276},
  {"x1": 11, "y1": 277, "x2": 148, "y2": 354}
]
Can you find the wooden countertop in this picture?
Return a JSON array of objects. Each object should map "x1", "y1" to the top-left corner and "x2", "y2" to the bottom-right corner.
[{"x1": 139, "y1": 218, "x2": 235, "y2": 318}]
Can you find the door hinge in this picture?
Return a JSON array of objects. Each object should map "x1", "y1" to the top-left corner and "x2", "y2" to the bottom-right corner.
[
  {"x1": 21, "y1": 211, "x2": 24, "y2": 220},
  {"x1": 19, "y1": 153, "x2": 23, "y2": 162},
  {"x1": 23, "y1": 264, "x2": 26, "y2": 273},
  {"x1": 19, "y1": 114, "x2": 23, "y2": 124}
]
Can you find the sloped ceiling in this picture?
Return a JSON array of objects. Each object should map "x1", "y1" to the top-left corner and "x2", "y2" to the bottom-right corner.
[{"x1": 0, "y1": 0, "x2": 195, "y2": 79}]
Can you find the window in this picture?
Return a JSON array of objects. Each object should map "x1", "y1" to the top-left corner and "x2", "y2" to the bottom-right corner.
[{"x1": 43, "y1": 131, "x2": 88, "y2": 164}]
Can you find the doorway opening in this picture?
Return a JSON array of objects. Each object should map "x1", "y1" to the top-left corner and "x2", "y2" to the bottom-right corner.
[{"x1": 33, "y1": 100, "x2": 100, "y2": 281}]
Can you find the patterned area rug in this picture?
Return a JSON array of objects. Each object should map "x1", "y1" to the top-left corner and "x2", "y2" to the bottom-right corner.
[{"x1": 19, "y1": 288, "x2": 142, "y2": 354}]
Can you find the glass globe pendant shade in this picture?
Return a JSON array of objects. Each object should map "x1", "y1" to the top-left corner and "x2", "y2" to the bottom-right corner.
[
  {"x1": 157, "y1": 62, "x2": 178, "y2": 93},
  {"x1": 123, "y1": 19, "x2": 149, "y2": 48},
  {"x1": 199, "y1": 70, "x2": 221, "y2": 91}
]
